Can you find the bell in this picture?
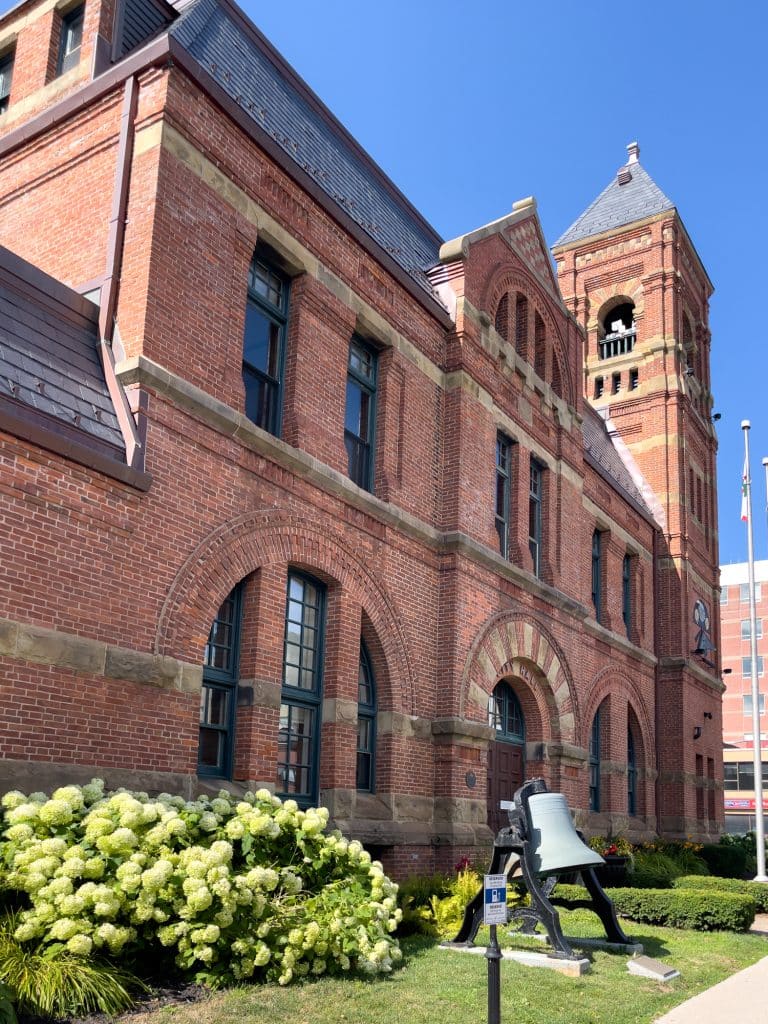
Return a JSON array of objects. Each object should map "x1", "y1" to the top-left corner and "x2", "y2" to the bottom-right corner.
[{"x1": 527, "y1": 792, "x2": 605, "y2": 876}]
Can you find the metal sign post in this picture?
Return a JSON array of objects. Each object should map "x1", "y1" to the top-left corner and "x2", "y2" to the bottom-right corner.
[{"x1": 483, "y1": 873, "x2": 507, "y2": 1024}]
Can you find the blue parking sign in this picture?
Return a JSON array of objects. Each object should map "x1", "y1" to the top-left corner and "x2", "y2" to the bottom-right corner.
[{"x1": 483, "y1": 873, "x2": 507, "y2": 925}]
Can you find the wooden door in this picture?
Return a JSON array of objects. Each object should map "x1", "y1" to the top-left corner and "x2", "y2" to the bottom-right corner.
[{"x1": 487, "y1": 740, "x2": 524, "y2": 835}]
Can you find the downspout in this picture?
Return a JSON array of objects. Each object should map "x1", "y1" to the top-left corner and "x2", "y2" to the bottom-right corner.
[{"x1": 98, "y1": 75, "x2": 144, "y2": 471}]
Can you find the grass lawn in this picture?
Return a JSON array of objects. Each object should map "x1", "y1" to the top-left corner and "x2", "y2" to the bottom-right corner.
[{"x1": 123, "y1": 910, "x2": 768, "y2": 1024}]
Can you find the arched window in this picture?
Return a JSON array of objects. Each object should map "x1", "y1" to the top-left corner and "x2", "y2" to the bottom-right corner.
[
  {"x1": 495, "y1": 293, "x2": 510, "y2": 342},
  {"x1": 599, "y1": 302, "x2": 635, "y2": 359},
  {"x1": 356, "y1": 642, "x2": 377, "y2": 791},
  {"x1": 534, "y1": 311, "x2": 546, "y2": 378},
  {"x1": 488, "y1": 681, "x2": 525, "y2": 743},
  {"x1": 278, "y1": 572, "x2": 326, "y2": 806},
  {"x1": 242, "y1": 248, "x2": 290, "y2": 436},
  {"x1": 515, "y1": 293, "x2": 528, "y2": 360},
  {"x1": 589, "y1": 706, "x2": 602, "y2": 811},
  {"x1": 627, "y1": 725, "x2": 637, "y2": 816},
  {"x1": 199, "y1": 583, "x2": 243, "y2": 778},
  {"x1": 551, "y1": 351, "x2": 563, "y2": 399},
  {"x1": 591, "y1": 530, "x2": 602, "y2": 621}
]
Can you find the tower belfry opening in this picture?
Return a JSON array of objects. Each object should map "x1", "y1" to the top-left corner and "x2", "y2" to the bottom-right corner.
[{"x1": 599, "y1": 302, "x2": 636, "y2": 359}]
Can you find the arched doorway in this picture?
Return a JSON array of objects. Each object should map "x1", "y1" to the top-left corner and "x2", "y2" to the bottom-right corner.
[{"x1": 487, "y1": 681, "x2": 526, "y2": 835}]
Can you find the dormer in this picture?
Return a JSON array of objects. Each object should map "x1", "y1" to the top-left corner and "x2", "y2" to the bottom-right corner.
[{"x1": 0, "y1": 0, "x2": 173, "y2": 132}]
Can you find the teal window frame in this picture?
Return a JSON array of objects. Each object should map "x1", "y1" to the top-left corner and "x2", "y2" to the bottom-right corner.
[
  {"x1": 529, "y1": 459, "x2": 543, "y2": 577},
  {"x1": 242, "y1": 251, "x2": 289, "y2": 437},
  {"x1": 627, "y1": 727, "x2": 637, "y2": 816},
  {"x1": 622, "y1": 553, "x2": 632, "y2": 636},
  {"x1": 495, "y1": 432, "x2": 512, "y2": 558},
  {"x1": 356, "y1": 642, "x2": 376, "y2": 792},
  {"x1": 0, "y1": 49, "x2": 13, "y2": 114},
  {"x1": 57, "y1": 5, "x2": 84, "y2": 76},
  {"x1": 591, "y1": 530, "x2": 602, "y2": 621},
  {"x1": 488, "y1": 682, "x2": 525, "y2": 744},
  {"x1": 589, "y1": 707, "x2": 601, "y2": 812},
  {"x1": 344, "y1": 336, "x2": 377, "y2": 491},
  {"x1": 198, "y1": 584, "x2": 243, "y2": 779},
  {"x1": 277, "y1": 572, "x2": 326, "y2": 807}
]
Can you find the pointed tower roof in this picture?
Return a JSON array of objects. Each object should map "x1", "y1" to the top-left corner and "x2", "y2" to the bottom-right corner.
[{"x1": 554, "y1": 142, "x2": 675, "y2": 247}]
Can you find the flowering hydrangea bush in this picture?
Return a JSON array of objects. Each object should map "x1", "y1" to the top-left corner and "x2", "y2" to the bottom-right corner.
[{"x1": 0, "y1": 782, "x2": 401, "y2": 986}]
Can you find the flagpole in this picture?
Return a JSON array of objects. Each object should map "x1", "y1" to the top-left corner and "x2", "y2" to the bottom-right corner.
[{"x1": 742, "y1": 421, "x2": 767, "y2": 880}]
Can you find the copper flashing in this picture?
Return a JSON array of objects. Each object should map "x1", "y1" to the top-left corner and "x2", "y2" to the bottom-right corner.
[{"x1": 0, "y1": 393, "x2": 151, "y2": 490}]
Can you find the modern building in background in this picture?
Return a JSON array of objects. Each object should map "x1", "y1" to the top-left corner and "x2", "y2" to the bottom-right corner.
[
  {"x1": 0, "y1": 0, "x2": 722, "y2": 873},
  {"x1": 720, "y1": 561, "x2": 768, "y2": 832}
]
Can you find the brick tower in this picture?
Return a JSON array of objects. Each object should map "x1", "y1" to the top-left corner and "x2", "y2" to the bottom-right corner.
[{"x1": 553, "y1": 142, "x2": 722, "y2": 836}]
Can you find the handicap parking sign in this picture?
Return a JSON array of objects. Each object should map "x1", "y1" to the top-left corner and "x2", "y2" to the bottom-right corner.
[{"x1": 483, "y1": 873, "x2": 507, "y2": 925}]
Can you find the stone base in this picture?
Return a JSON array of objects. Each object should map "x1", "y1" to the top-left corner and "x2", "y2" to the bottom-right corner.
[
  {"x1": 521, "y1": 931, "x2": 644, "y2": 955},
  {"x1": 440, "y1": 943, "x2": 590, "y2": 976}
]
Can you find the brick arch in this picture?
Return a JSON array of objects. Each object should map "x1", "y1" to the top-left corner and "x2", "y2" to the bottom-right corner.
[
  {"x1": 583, "y1": 665, "x2": 654, "y2": 767},
  {"x1": 154, "y1": 508, "x2": 415, "y2": 713},
  {"x1": 589, "y1": 285, "x2": 644, "y2": 334},
  {"x1": 460, "y1": 611, "x2": 579, "y2": 742},
  {"x1": 484, "y1": 265, "x2": 574, "y2": 407}
]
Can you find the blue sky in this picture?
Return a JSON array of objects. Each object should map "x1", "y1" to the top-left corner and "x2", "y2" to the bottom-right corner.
[{"x1": 245, "y1": 1, "x2": 766, "y2": 567}]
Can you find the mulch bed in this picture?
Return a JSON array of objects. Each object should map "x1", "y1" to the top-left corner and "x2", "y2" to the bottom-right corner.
[{"x1": 17, "y1": 981, "x2": 209, "y2": 1024}]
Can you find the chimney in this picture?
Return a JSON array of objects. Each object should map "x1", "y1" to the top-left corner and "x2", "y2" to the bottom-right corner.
[{"x1": 626, "y1": 141, "x2": 640, "y2": 164}]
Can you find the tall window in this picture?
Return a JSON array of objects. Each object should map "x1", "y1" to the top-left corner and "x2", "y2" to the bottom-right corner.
[
  {"x1": 278, "y1": 573, "x2": 325, "y2": 806},
  {"x1": 627, "y1": 727, "x2": 637, "y2": 816},
  {"x1": 356, "y1": 643, "x2": 376, "y2": 791},
  {"x1": 242, "y1": 251, "x2": 289, "y2": 436},
  {"x1": 199, "y1": 584, "x2": 243, "y2": 778},
  {"x1": 589, "y1": 707, "x2": 601, "y2": 812},
  {"x1": 528, "y1": 459, "x2": 543, "y2": 577},
  {"x1": 344, "y1": 337, "x2": 377, "y2": 490},
  {"x1": 622, "y1": 554, "x2": 632, "y2": 636},
  {"x1": 495, "y1": 432, "x2": 512, "y2": 558},
  {"x1": 0, "y1": 50, "x2": 13, "y2": 115},
  {"x1": 591, "y1": 530, "x2": 602, "y2": 620},
  {"x1": 57, "y1": 5, "x2": 84, "y2": 76}
]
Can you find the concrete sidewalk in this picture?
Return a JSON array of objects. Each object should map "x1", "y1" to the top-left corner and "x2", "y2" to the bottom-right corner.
[
  {"x1": 655, "y1": 915, "x2": 768, "y2": 1023},
  {"x1": 655, "y1": 954, "x2": 768, "y2": 1023}
]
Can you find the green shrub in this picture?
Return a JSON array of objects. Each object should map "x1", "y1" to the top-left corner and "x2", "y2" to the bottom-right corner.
[
  {"x1": 553, "y1": 883, "x2": 755, "y2": 931},
  {"x1": 430, "y1": 869, "x2": 483, "y2": 939},
  {"x1": 630, "y1": 849, "x2": 681, "y2": 888},
  {"x1": 0, "y1": 983, "x2": 15, "y2": 1024},
  {"x1": 0, "y1": 781, "x2": 401, "y2": 988},
  {"x1": 397, "y1": 873, "x2": 451, "y2": 908},
  {"x1": 718, "y1": 832, "x2": 761, "y2": 876},
  {"x1": 700, "y1": 842, "x2": 748, "y2": 879},
  {"x1": 674, "y1": 874, "x2": 768, "y2": 911},
  {"x1": 0, "y1": 913, "x2": 140, "y2": 1018}
]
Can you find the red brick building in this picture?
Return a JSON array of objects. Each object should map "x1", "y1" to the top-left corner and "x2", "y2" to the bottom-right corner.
[
  {"x1": 719, "y1": 560, "x2": 768, "y2": 833},
  {"x1": 0, "y1": 0, "x2": 722, "y2": 872}
]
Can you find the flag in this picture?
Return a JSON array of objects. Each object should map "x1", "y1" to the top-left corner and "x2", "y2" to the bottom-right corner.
[{"x1": 742, "y1": 455, "x2": 749, "y2": 522}]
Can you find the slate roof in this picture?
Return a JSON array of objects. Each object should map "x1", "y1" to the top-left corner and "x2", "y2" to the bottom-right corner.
[
  {"x1": 582, "y1": 405, "x2": 654, "y2": 521},
  {"x1": 168, "y1": 0, "x2": 442, "y2": 295},
  {"x1": 554, "y1": 159, "x2": 674, "y2": 247},
  {"x1": 0, "y1": 248, "x2": 125, "y2": 456}
]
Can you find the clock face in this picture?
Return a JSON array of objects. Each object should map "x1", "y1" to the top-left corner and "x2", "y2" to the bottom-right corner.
[{"x1": 693, "y1": 599, "x2": 710, "y2": 632}]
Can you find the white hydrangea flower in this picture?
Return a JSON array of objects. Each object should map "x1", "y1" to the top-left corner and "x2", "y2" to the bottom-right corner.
[
  {"x1": 66, "y1": 933, "x2": 93, "y2": 955},
  {"x1": 5, "y1": 823, "x2": 34, "y2": 842},
  {"x1": 81, "y1": 779, "x2": 105, "y2": 804},
  {"x1": 51, "y1": 786, "x2": 85, "y2": 810},
  {"x1": 38, "y1": 799, "x2": 74, "y2": 826},
  {"x1": 49, "y1": 917, "x2": 81, "y2": 940},
  {"x1": 6, "y1": 803, "x2": 41, "y2": 824}
]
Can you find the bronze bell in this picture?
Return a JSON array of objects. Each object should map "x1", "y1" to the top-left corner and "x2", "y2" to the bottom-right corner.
[{"x1": 526, "y1": 792, "x2": 605, "y2": 876}]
